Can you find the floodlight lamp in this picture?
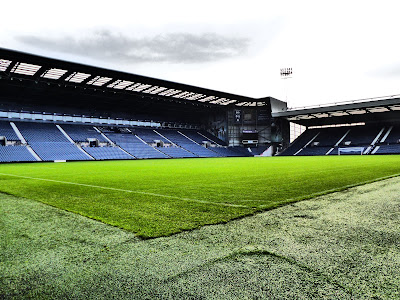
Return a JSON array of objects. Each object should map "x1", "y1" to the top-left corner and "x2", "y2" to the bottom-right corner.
[{"x1": 280, "y1": 67, "x2": 293, "y2": 78}]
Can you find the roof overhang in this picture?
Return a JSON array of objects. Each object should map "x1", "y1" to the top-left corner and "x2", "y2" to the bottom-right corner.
[
  {"x1": 272, "y1": 96, "x2": 400, "y2": 126},
  {"x1": 0, "y1": 47, "x2": 271, "y2": 108}
]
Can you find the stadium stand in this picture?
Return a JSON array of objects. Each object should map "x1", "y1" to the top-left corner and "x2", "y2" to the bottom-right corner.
[
  {"x1": 15, "y1": 122, "x2": 90, "y2": 161},
  {"x1": 132, "y1": 127, "x2": 197, "y2": 158},
  {"x1": 197, "y1": 130, "x2": 227, "y2": 146},
  {"x1": 296, "y1": 127, "x2": 349, "y2": 156},
  {"x1": 60, "y1": 124, "x2": 132, "y2": 160},
  {"x1": 233, "y1": 146, "x2": 255, "y2": 156},
  {"x1": 60, "y1": 124, "x2": 109, "y2": 143},
  {"x1": 246, "y1": 146, "x2": 269, "y2": 156},
  {"x1": 178, "y1": 129, "x2": 251, "y2": 157},
  {"x1": 329, "y1": 125, "x2": 384, "y2": 155},
  {"x1": 28, "y1": 141, "x2": 91, "y2": 161},
  {"x1": 6, "y1": 119, "x2": 400, "y2": 162},
  {"x1": 380, "y1": 125, "x2": 400, "y2": 144},
  {"x1": 374, "y1": 144, "x2": 400, "y2": 154},
  {"x1": 0, "y1": 48, "x2": 277, "y2": 163},
  {"x1": 156, "y1": 144, "x2": 197, "y2": 158},
  {"x1": 102, "y1": 129, "x2": 168, "y2": 159},
  {"x1": 278, "y1": 129, "x2": 319, "y2": 156},
  {"x1": 0, "y1": 121, "x2": 20, "y2": 141},
  {"x1": 339, "y1": 125, "x2": 383, "y2": 147},
  {"x1": 374, "y1": 125, "x2": 400, "y2": 154},
  {"x1": 297, "y1": 146, "x2": 333, "y2": 156},
  {"x1": 200, "y1": 145, "x2": 246, "y2": 157},
  {"x1": 82, "y1": 146, "x2": 133, "y2": 160},
  {"x1": 179, "y1": 129, "x2": 213, "y2": 145},
  {"x1": 132, "y1": 128, "x2": 170, "y2": 144},
  {"x1": 280, "y1": 124, "x2": 400, "y2": 156},
  {"x1": 155, "y1": 129, "x2": 219, "y2": 157},
  {"x1": 0, "y1": 121, "x2": 37, "y2": 162},
  {"x1": 0, "y1": 145, "x2": 36, "y2": 162}
]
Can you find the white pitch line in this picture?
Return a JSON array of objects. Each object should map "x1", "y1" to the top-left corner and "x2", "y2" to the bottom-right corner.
[{"x1": 0, "y1": 172, "x2": 248, "y2": 208}]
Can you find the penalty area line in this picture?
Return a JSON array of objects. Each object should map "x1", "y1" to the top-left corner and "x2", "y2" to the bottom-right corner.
[{"x1": 0, "y1": 172, "x2": 248, "y2": 208}]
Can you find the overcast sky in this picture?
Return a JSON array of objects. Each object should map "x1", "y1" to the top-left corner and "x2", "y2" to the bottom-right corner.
[{"x1": 1, "y1": 0, "x2": 400, "y2": 108}]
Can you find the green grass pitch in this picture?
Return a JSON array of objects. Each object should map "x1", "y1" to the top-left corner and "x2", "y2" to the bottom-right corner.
[{"x1": 1, "y1": 155, "x2": 400, "y2": 238}]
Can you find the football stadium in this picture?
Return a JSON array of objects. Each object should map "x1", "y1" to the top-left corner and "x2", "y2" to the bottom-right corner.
[{"x1": 2, "y1": 45, "x2": 400, "y2": 299}]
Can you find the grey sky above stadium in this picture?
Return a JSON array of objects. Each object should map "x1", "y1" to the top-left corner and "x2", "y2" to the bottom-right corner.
[{"x1": 1, "y1": 0, "x2": 400, "y2": 108}]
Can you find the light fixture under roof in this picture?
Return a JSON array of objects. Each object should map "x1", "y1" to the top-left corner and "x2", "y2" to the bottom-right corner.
[
  {"x1": 158, "y1": 89, "x2": 182, "y2": 97},
  {"x1": 41, "y1": 68, "x2": 68, "y2": 80},
  {"x1": 209, "y1": 98, "x2": 226, "y2": 104},
  {"x1": 0, "y1": 59, "x2": 12, "y2": 72},
  {"x1": 0, "y1": 50, "x2": 260, "y2": 107},
  {"x1": 312, "y1": 113, "x2": 330, "y2": 118},
  {"x1": 222, "y1": 99, "x2": 237, "y2": 105},
  {"x1": 142, "y1": 86, "x2": 168, "y2": 94},
  {"x1": 173, "y1": 91, "x2": 192, "y2": 99},
  {"x1": 11, "y1": 62, "x2": 42, "y2": 76},
  {"x1": 198, "y1": 96, "x2": 217, "y2": 102},
  {"x1": 126, "y1": 83, "x2": 153, "y2": 92},
  {"x1": 367, "y1": 107, "x2": 389, "y2": 113},
  {"x1": 86, "y1": 76, "x2": 113, "y2": 86},
  {"x1": 330, "y1": 111, "x2": 348, "y2": 116},
  {"x1": 347, "y1": 109, "x2": 367, "y2": 115},
  {"x1": 65, "y1": 72, "x2": 91, "y2": 83},
  {"x1": 112, "y1": 80, "x2": 134, "y2": 90},
  {"x1": 180, "y1": 92, "x2": 200, "y2": 100},
  {"x1": 186, "y1": 93, "x2": 205, "y2": 101},
  {"x1": 297, "y1": 114, "x2": 315, "y2": 119},
  {"x1": 209, "y1": 98, "x2": 237, "y2": 105}
]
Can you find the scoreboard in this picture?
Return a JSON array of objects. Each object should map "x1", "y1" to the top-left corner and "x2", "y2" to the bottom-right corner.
[{"x1": 234, "y1": 108, "x2": 271, "y2": 125}]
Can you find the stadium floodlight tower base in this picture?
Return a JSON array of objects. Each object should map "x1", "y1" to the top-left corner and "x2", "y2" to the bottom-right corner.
[{"x1": 338, "y1": 147, "x2": 364, "y2": 155}]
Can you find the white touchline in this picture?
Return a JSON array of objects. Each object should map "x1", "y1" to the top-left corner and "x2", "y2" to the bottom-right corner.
[{"x1": 0, "y1": 172, "x2": 248, "y2": 208}]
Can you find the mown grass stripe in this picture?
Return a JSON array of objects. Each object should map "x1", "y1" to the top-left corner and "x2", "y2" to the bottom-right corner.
[{"x1": 0, "y1": 172, "x2": 248, "y2": 208}]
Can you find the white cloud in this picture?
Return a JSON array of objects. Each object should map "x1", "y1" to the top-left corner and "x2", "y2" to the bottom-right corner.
[{"x1": 1, "y1": 0, "x2": 400, "y2": 107}]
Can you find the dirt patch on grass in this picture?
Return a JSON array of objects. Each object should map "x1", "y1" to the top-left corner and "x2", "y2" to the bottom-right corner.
[{"x1": 2, "y1": 176, "x2": 400, "y2": 298}]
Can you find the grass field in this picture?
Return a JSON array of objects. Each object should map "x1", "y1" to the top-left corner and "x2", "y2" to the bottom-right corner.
[
  {"x1": 2, "y1": 155, "x2": 400, "y2": 298},
  {"x1": 2, "y1": 168, "x2": 400, "y2": 298},
  {"x1": 1, "y1": 155, "x2": 400, "y2": 238}
]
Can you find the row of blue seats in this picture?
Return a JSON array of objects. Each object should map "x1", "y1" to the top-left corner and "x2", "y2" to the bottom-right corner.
[
  {"x1": 375, "y1": 144, "x2": 400, "y2": 154},
  {"x1": 61, "y1": 124, "x2": 109, "y2": 143},
  {"x1": 29, "y1": 142, "x2": 89, "y2": 161},
  {"x1": 0, "y1": 121, "x2": 19, "y2": 141},
  {"x1": 155, "y1": 129, "x2": 220, "y2": 158},
  {"x1": 0, "y1": 145, "x2": 36, "y2": 162},
  {"x1": 83, "y1": 146, "x2": 133, "y2": 160},
  {"x1": 281, "y1": 124, "x2": 400, "y2": 156},
  {"x1": 17, "y1": 122, "x2": 69, "y2": 142},
  {"x1": 0, "y1": 121, "x2": 248, "y2": 162}
]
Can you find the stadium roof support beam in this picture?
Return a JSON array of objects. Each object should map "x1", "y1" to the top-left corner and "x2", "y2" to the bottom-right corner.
[{"x1": 3, "y1": 61, "x2": 19, "y2": 75}]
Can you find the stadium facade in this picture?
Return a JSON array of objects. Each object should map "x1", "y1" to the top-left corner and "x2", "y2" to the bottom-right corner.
[
  {"x1": 0, "y1": 48, "x2": 289, "y2": 162},
  {"x1": 2, "y1": 47, "x2": 400, "y2": 163},
  {"x1": 275, "y1": 96, "x2": 400, "y2": 155}
]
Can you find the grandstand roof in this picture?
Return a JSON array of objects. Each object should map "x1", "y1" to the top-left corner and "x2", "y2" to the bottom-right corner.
[
  {"x1": 273, "y1": 95, "x2": 400, "y2": 126},
  {"x1": 0, "y1": 47, "x2": 270, "y2": 108}
]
